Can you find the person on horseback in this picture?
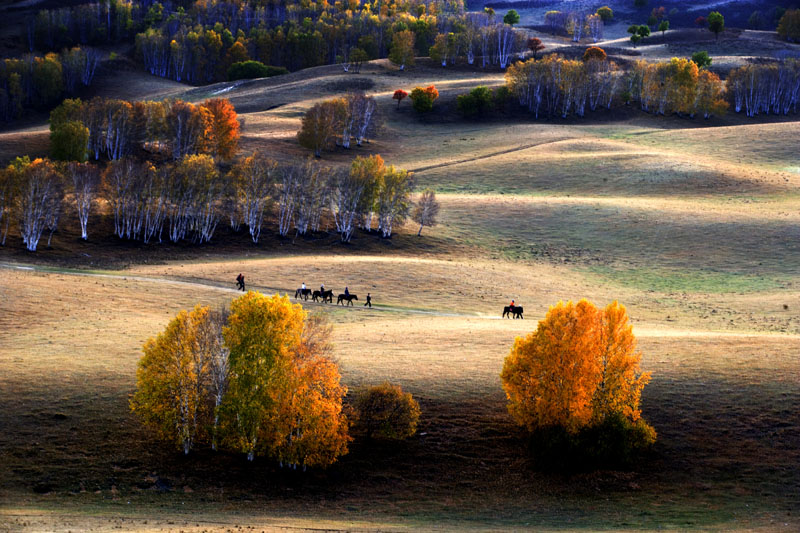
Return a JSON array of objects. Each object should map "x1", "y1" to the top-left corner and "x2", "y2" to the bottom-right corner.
[
  {"x1": 301, "y1": 282, "x2": 306, "y2": 291},
  {"x1": 344, "y1": 286, "x2": 350, "y2": 297},
  {"x1": 510, "y1": 299, "x2": 515, "y2": 309},
  {"x1": 320, "y1": 283, "x2": 325, "y2": 292}
]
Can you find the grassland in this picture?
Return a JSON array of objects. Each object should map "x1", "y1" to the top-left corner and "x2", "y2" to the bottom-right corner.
[{"x1": 1, "y1": 33, "x2": 800, "y2": 532}]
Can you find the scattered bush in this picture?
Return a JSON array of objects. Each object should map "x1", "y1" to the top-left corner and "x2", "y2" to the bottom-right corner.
[
  {"x1": 457, "y1": 86, "x2": 493, "y2": 117},
  {"x1": 50, "y1": 120, "x2": 89, "y2": 162},
  {"x1": 596, "y1": 6, "x2": 613, "y2": 22},
  {"x1": 409, "y1": 85, "x2": 439, "y2": 113},
  {"x1": 691, "y1": 51, "x2": 712, "y2": 69},
  {"x1": 228, "y1": 61, "x2": 288, "y2": 81},
  {"x1": 353, "y1": 382, "x2": 421, "y2": 440},
  {"x1": 583, "y1": 46, "x2": 606, "y2": 62}
]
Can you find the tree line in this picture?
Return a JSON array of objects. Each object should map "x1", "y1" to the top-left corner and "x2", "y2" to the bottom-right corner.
[
  {"x1": 0, "y1": 47, "x2": 100, "y2": 121},
  {"x1": 505, "y1": 54, "x2": 621, "y2": 119},
  {"x1": 49, "y1": 97, "x2": 240, "y2": 162},
  {"x1": 0, "y1": 151, "x2": 432, "y2": 251},
  {"x1": 727, "y1": 60, "x2": 800, "y2": 117},
  {"x1": 503, "y1": 54, "x2": 728, "y2": 120}
]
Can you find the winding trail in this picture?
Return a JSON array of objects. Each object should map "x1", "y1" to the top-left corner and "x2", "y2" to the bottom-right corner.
[{"x1": 4, "y1": 261, "x2": 799, "y2": 340}]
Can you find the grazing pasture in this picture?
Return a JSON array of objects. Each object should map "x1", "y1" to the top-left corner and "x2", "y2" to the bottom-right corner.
[{"x1": 1, "y1": 26, "x2": 800, "y2": 532}]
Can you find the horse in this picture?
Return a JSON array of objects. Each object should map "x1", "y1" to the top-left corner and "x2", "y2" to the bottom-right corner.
[
  {"x1": 312, "y1": 289, "x2": 333, "y2": 303},
  {"x1": 502, "y1": 306, "x2": 524, "y2": 319},
  {"x1": 295, "y1": 288, "x2": 312, "y2": 300},
  {"x1": 337, "y1": 293, "x2": 358, "y2": 306}
]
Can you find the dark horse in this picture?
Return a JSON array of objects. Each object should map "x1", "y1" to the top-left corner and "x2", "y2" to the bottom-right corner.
[
  {"x1": 337, "y1": 294, "x2": 358, "y2": 306},
  {"x1": 313, "y1": 289, "x2": 333, "y2": 303},
  {"x1": 295, "y1": 288, "x2": 312, "y2": 300},
  {"x1": 502, "y1": 306, "x2": 524, "y2": 319}
]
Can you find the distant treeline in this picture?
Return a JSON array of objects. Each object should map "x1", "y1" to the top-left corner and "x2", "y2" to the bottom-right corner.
[
  {"x1": 27, "y1": 0, "x2": 533, "y2": 84},
  {"x1": 503, "y1": 54, "x2": 799, "y2": 120},
  {"x1": 0, "y1": 47, "x2": 100, "y2": 121}
]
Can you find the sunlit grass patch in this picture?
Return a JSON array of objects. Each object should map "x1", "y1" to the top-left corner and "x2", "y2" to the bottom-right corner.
[{"x1": 586, "y1": 266, "x2": 786, "y2": 294}]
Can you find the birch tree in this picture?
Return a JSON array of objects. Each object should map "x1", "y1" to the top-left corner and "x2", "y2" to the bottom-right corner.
[
  {"x1": 412, "y1": 188, "x2": 440, "y2": 236},
  {"x1": 68, "y1": 162, "x2": 99, "y2": 240},
  {"x1": 377, "y1": 166, "x2": 413, "y2": 238},
  {"x1": 231, "y1": 152, "x2": 277, "y2": 243},
  {"x1": 18, "y1": 158, "x2": 64, "y2": 252}
]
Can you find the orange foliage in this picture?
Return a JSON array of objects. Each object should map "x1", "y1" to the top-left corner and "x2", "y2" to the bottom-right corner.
[
  {"x1": 501, "y1": 300, "x2": 651, "y2": 434},
  {"x1": 203, "y1": 98, "x2": 240, "y2": 161}
]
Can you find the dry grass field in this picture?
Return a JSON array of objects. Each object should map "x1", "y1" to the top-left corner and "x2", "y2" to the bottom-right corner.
[{"x1": 2, "y1": 33, "x2": 800, "y2": 531}]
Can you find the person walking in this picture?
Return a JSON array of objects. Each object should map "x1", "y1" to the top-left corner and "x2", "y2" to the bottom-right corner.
[
  {"x1": 236, "y1": 273, "x2": 245, "y2": 291},
  {"x1": 364, "y1": 293, "x2": 372, "y2": 308}
]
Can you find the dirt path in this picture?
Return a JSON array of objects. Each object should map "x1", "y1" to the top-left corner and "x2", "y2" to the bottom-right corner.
[
  {"x1": 408, "y1": 137, "x2": 574, "y2": 173},
  {"x1": 4, "y1": 261, "x2": 798, "y2": 340}
]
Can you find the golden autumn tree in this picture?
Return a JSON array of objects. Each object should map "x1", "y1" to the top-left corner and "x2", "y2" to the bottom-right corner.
[
  {"x1": 203, "y1": 98, "x2": 240, "y2": 161},
  {"x1": 501, "y1": 300, "x2": 602, "y2": 433},
  {"x1": 219, "y1": 292, "x2": 306, "y2": 461},
  {"x1": 500, "y1": 299, "x2": 654, "y2": 437},
  {"x1": 297, "y1": 98, "x2": 347, "y2": 157},
  {"x1": 273, "y1": 316, "x2": 350, "y2": 468},
  {"x1": 131, "y1": 305, "x2": 221, "y2": 454}
]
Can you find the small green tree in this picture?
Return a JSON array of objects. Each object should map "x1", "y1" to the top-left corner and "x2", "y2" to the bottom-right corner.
[
  {"x1": 596, "y1": 6, "x2": 613, "y2": 22},
  {"x1": 50, "y1": 120, "x2": 89, "y2": 162},
  {"x1": 777, "y1": 9, "x2": 800, "y2": 42},
  {"x1": 658, "y1": 20, "x2": 669, "y2": 36},
  {"x1": 228, "y1": 61, "x2": 288, "y2": 80},
  {"x1": 503, "y1": 9, "x2": 520, "y2": 26},
  {"x1": 637, "y1": 25, "x2": 651, "y2": 39},
  {"x1": 353, "y1": 382, "x2": 421, "y2": 440},
  {"x1": 691, "y1": 50, "x2": 712, "y2": 69},
  {"x1": 708, "y1": 11, "x2": 725, "y2": 40},
  {"x1": 630, "y1": 34, "x2": 642, "y2": 47}
]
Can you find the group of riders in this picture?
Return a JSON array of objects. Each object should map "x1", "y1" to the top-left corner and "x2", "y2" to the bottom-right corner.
[
  {"x1": 298, "y1": 282, "x2": 372, "y2": 307},
  {"x1": 235, "y1": 273, "x2": 519, "y2": 316}
]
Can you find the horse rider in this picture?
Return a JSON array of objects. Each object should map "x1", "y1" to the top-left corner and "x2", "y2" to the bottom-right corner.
[
  {"x1": 510, "y1": 299, "x2": 515, "y2": 309},
  {"x1": 344, "y1": 286, "x2": 350, "y2": 297},
  {"x1": 320, "y1": 283, "x2": 325, "y2": 293},
  {"x1": 301, "y1": 282, "x2": 306, "y2": 291}
]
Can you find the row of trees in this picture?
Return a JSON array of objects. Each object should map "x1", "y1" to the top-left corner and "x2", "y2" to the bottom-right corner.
[
  {"x1": 543, "y1": 9, "x2": 608, "y2": 43},
  {"x1": 505, "y1": 54, "x2": 621, "y2": 118},
  {"x1": 297, "y1": 93, "x2": 379, "y2": 157},
  {"x1": 0, "y1": 151, "x2": 435, "y2": 251},
  {"x1": 0, "y1": 47, "x2": 100, "y2": 121},
  {"x1": 49, "y1": 97, "x2": 240, "y2": 162},
  {"x1": 504, "y1": 54, "x2": 729, "y2": 120},
  {"x1": 727, "y1": 60, "x2": 800, "y2": 117}
]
